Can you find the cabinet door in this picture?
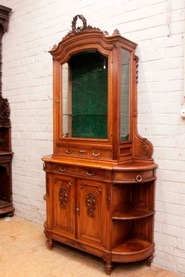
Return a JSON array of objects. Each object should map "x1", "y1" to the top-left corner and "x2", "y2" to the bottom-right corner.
[
  {"x1": 76, "y1": 179, "x2": 106, "y2": 247},
  {"x1": 52, "y1": 175, "x2": 75, "y2": 237}
]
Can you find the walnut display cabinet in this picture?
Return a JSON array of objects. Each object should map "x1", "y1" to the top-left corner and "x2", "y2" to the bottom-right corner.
[
  {"x1": 42, "y1": 15, "x2": 157, "y2": 275},
  {"x1": 0, "y1": 5, "x2": 14, "y2": 217}
]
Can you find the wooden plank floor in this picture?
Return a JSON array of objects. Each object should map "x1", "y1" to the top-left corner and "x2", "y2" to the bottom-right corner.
[{"x1": 0, "y1": 216, "x2": 183, "y2": 277}]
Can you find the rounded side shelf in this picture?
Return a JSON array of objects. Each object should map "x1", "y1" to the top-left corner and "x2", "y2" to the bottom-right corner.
[
  {"x1": 112, "y1": 207, "x2": 154, "y2": 220},
  {"x1": 111, "y1": 238, "x2": 154, "y2": 262}
]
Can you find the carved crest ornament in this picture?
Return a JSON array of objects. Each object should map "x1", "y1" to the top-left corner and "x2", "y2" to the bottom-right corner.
[{"x1": 51, "y1": 14, "x2": 121, "y2": 51}]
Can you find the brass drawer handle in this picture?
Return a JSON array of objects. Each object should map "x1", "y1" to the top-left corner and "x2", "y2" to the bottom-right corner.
[
  {"x1": 66, "y1": 149, "x2": 73, "y2": 154},
  {"x1": 86, "y1": 171, "x2": 94, "y2": 177},
  {"x1": 79, "y1": 149, "x2": 86, "y2": 153},
  {"x1": 59, "y1": 167, "x2": 66, "y2": 172},
  {"x1": 92, "y1": 151, "x2": 101, "y2": 157},
  {"x1": 136, "y1": 175, "x2": 142, "y2": 182}
]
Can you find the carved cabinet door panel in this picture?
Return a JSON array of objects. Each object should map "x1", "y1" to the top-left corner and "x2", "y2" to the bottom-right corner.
[
  {"x1": 52, "y1": 175, "x2": 75, "y2": 237},
  {"x1": 76, "y1": 179, "x2": 106, "y2": 247}
]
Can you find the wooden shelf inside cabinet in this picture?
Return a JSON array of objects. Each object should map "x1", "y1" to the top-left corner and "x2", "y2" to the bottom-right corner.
[{"x1": 112, "y1": 207, "x2": 155, "y2": 220}]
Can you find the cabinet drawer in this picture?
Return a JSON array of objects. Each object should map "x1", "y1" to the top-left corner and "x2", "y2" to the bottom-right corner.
[
  {"x1": 51, "y1": 163, "x2": 109, "y2": 180},
  {"x1": 114, "y1": 169, "x2": 155, "y2": 183},
  {"x1": 58, "y1": 147, "x2": 112, "y2": 160}
]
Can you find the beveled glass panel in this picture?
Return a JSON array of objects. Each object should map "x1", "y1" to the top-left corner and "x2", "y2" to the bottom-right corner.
[
  {"x1": 120, "y1": 49, "x2": 130, "y2": 141},
  {"x1": 62, "y1": 51, "x2": 108, "y2": 139}
]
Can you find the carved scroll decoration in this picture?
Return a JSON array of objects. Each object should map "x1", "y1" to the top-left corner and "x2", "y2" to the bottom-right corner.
[
  {"x1": 86, "y1": 192, "x2": 96, "y2": 218},
  {"x1": 66, "y1": 239, "x2": 86, "y2": 251},
  {"x1": 134, "y1": 133, "x2": 153, "y2": 160},
  {"x1": 139, "y1": 140, "x2": 153, "y2": 159},
  {"x1": 105, "y1": 171, "x2": 111, "y2": 179},
  {"x1": 107, "y1": 184, "x2": 111, "y2": 210},
  {"x1": 46, "y1": 175, "x2": 49, "y2": 195}
]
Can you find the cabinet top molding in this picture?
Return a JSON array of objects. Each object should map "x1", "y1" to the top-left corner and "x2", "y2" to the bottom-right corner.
[
  {"x1": 0, "y1": 5, "x2": 12, "y2": 34},
  {"x1": 51, "y1": 15, "x2": 137, "y2": 56}
]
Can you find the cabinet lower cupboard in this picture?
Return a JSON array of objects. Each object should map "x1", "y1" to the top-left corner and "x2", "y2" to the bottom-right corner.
[
  {"x1": 47, "y1": 172, "x2": 106, "y2": 250},
  {"x1": 0, "y1": 151, "x2": 14, "y2": 216},
  {"x1": 43, "y1": 158, "x2": 157, "y2": 275},
  {"x1": 42, "y1": 15, "x2": 157, "y2": 275}
]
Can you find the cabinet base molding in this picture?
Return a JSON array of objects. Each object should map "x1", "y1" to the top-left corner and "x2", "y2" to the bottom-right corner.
[
  {"x1": 0, "y1": 200, "x2": 14, "y2": 216},
  {"x1": 44, "y1": 217, "x2": 155, "y2": 275}
]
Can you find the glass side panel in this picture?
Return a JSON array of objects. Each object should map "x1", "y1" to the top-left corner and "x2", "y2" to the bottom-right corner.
[
  {"x1": 62, "y1": 51, "x2": 108, "y2": 139},
  {"x1": 120, "y1": 49, "x2": 130, "y2": 142},
  {"x1": 62, "y1": 63, "x2": 69, "y2": 137}
]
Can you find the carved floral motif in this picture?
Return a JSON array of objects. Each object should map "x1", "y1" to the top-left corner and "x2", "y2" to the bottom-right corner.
[
  {"x1": 86, "y1": 192, "x2": 96, "y2": 218},
  {"x1": 0, "y1": 96, "x2": 10, "y2": 119},
  {"x1": 59, "y1": 186, "x2": 68, "y2": 209}
]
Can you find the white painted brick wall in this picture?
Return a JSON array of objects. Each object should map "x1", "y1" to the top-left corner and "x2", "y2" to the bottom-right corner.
[{"x1": 1, "y1": 0, "x2": 185, "y2": 275}]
